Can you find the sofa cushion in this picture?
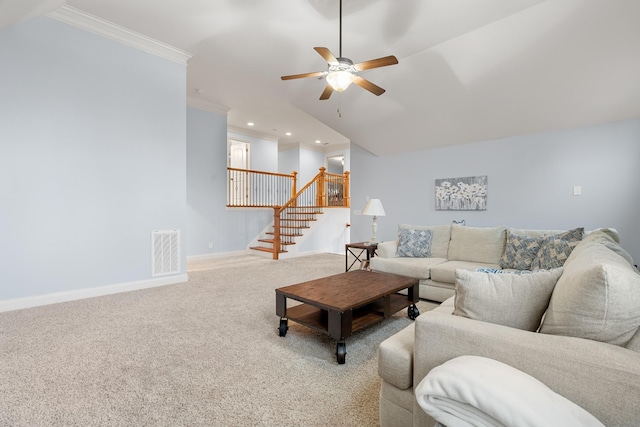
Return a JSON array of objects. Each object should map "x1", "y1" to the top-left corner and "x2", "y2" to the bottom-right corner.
[
  {"x1": 371, "y1": 256, "x2": 447, "y2": 279},
  {"x1": 376, "y1": 240, "x2": 398, "y2": 258},
  {"x1": 378, "y1": 323, "x2": 415, "y2": 390},
  {"x1": 396, "y1": 227, "x2": 432, "y2": 257},
  {"x1": 540, "y1": 230, "x2": 640, "y2": 346},
  {"x1": 447, "y1": 224, "x2": 506, "y2": 264},
  {"x1": 500, "y1": 231, "x2": 544, "y2": 270},
  {"x1": 397, "y1": 224, "x2": 451, "y2": 258},
  {"x1": 453, "y1": 268, "x2": 563, "y2": 331},
  {"x1": 430, "y1": 261, "x2": 501, "y2": 284}
]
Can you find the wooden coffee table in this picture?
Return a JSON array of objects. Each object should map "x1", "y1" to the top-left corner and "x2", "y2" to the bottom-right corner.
[{"x1": 275, "y1": 270, "x2": 419, "y2": 364}]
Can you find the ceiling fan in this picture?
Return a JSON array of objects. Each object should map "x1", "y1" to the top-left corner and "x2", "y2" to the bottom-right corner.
[{"x1": 281, "y1": 0, "x2": 398, "y2": 100}]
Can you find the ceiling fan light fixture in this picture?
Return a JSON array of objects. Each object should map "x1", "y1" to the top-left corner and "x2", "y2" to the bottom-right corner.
[{"x1": 326, "y1": 70, "x2": 354, "y2": 92}]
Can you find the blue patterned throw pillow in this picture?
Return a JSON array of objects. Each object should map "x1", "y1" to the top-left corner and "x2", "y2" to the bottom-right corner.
[
  {"x1": 476, "y1": 268, "x2": 533, "y2": 275},
  {"x1": 500, "y1": 232, "x2": 544, "y2": 270},
  {"x1": 396, "y1": 228, "x2": 433, "y2": 258}
]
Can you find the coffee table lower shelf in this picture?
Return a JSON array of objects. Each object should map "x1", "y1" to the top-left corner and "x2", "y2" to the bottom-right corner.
[{"x1": 277, "y1": 293, "x2": 419, "y2": 364}]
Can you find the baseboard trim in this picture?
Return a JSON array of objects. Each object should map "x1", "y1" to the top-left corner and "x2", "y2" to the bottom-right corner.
[{"x1": 0, "y1": 273, "x2": 189, "y2": 313}]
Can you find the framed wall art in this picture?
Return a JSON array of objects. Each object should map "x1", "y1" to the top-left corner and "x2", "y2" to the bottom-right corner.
[{"x1": 435, "y1": 175, "x2": 487, "y2": 211}]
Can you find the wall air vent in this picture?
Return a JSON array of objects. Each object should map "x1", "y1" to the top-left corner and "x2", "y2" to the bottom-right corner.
[{"x1": 152, "y1": 230, "x2": 180, "y2": 277}]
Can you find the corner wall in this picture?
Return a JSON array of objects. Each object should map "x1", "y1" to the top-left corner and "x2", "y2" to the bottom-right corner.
[
  {"x1": 186, "y1": 108, "x2": 274, "y2": 257},
  {"x1": 0, "y1": 16, "x2": 187, "y2": 305},
  {"x1": 350, "y1": 118, "x2": 640, "y2": 262}
]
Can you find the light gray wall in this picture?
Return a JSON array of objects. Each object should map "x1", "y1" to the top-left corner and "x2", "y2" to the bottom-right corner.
[
  {"x1": 0, "y1": 17, "x2": 187, "y2": 300},
  {"x1": 350, "y1": 118, "x2": 640, "y2": 263},
  {"x1": 278, "y1": 148, "x2": 298, "y2": 176},
  {"x1": 187, "y1": 109, "x2": 273, "y2": 257},
  {"x1": 299, "y1": 147, "x2": 325, "y2": 185},
  {"x1": 227, "y1": 131, "x2": 278, "y2": 172},
  {"x1": 278, "y1": 145, "x2": 328, "y2": 187}
]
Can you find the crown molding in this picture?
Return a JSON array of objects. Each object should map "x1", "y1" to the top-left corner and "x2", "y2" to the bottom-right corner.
[
  {"x1": 187, "y1": 97, "x2": 230, "y2": 115},
  {"x1": 228, "y1": 126, "x2": 280, "y2": 143},
  {"x1": 46, "y1": 5, "x2": 191, "y2": 65}
]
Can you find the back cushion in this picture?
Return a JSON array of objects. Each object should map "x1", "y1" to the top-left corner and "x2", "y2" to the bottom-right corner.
[
  {"x1": 447, "y1": 224, "x2": 506, "y2": 264},
  {"x1": 454, "y1": 268, "x2": 563, "y2": 332},
  {"x1": 398, "y1": 224, "x2": 451, "y2": 258},
  {"x1": 539, "y1": 231, "x2": 640, "y2": 346}
]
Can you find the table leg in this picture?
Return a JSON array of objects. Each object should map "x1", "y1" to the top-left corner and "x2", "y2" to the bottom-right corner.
[{"x1": 275, "y1": 292, "x2": 287, "y2": 317}]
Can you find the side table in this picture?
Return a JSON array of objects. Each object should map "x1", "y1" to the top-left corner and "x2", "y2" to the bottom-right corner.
[{"x1": 345, "y1": 242, "x2": 378, "y2": 271}]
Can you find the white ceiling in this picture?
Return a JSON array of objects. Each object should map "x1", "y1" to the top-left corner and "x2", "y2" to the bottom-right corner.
[{"x1": 3, "y1": 0, "x2": 640, "y2": 156}]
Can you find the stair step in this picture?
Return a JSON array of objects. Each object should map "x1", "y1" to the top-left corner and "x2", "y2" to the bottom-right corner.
[
  {"x1": 278, "y1": 225, "x2": 310, "y2": 230},
  {"x1": 279, "y1": 218, "x2": 317, "y2": 222},
  {"x1": 258, "y1": 239, "x2": 296, "y2": 245},
  {"x1": 250, "y1": 246, "x2": 288, "y2": 254},
  {"x1": 266, "y1": 232, "x2": 302, "y2": 237}
]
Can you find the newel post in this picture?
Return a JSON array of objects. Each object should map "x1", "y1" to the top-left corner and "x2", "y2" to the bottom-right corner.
[
  {"x1": 291, "y1": 171, "x2": 297, "y2": 207},
  {"x1": 343, "y1": 171, "x2": 350, "y2": 207},
  {"x1": 317, "y1": 167, "x2": 326, "y2": 207},
  {"x1": 273, "y1": 206, "x2": 281, "y2": 260}
]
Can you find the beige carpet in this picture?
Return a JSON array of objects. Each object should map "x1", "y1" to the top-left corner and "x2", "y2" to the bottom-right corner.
[{"x1": 0, "y1": 253, "x2": 438, "y2": 426}]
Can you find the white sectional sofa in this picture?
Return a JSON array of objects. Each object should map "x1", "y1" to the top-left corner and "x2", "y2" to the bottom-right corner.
[
  {"x1": 376, "y1": 226, "x2": 640, "y2": 426},
  {"x1": 371, "y1": 223, "x2": 582, "y2": 302}
]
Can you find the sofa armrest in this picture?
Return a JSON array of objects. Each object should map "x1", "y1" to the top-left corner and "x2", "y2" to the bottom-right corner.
[
  {"x1": 413, "y1": 311, "x2": 640, "y2": 427},
  {"x1": 376, "y1": 240, "x2": 397, "y2": 258}
]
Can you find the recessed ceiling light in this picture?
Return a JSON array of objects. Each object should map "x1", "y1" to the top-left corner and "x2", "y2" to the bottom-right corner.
[
  {"x1": 247, "y1": 122, "x2": 254, "y2": 126},
  {"x1": 315, "y1": 140, "x2": 321, "y2": 144},
  {"x1": 285, "y1": 132, "x2": 292, "y2": 136}
]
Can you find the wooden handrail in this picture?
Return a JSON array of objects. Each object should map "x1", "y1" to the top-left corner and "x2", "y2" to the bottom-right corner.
[
  {"x1": 227, "y1": 168, "x2": 297, "y2": 207},
  {"x1": 227, "y1": 167, "x2": 295, "y2": 179}
]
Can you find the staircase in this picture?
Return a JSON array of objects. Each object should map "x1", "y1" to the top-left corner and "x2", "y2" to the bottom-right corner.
[
  {"x1": 226, "y1": 166, "x2": 349, "y2": 260},
  {"x1": 250, "y1": 206, "x2": 324, "y2": 257}
]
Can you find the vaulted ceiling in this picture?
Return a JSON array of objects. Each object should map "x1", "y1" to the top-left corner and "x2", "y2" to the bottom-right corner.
[{"x1": 3, "y1": 0, "x2": 640, "y2": 156}]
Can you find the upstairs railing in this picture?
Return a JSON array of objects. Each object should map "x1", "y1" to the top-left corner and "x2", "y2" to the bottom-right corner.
[
  {"x1": 227, "y1": 168, "x2": 297, "y2": 207},
  {"x1": 227, "y1": 167, "x2": 350, "y2": 209}
]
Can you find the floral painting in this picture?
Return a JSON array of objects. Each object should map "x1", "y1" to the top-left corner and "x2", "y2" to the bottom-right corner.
[{"x1": 435, "y1": 175, "x2": 487, "y2": 211}]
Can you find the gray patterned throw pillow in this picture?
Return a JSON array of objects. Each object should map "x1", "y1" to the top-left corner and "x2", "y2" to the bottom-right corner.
[
  {"x1": 531, "y1": 228, "x2": 584, "y2": 270},
  {"x1": 531, "y1": 237, "x2": 574, "y2": 270},
  {"x1": 396, "y1": 228, "x2": 433, "y2": 258},
  {"x1": 500, "y1": 232, "x2": 544, "y2": 270}
]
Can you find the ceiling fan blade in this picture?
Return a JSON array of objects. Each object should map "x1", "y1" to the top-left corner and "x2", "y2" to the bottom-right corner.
[
  {"x1": 352, "y1": 76, "x2": 385, "y2": 96},
  {"x1": 314, "y1": 47, "x2": 339, "y2": 65},
  {"x1": 353, "y1": 55, "x2": 398, "y2": 72},
  {"x1": 319, "y1": 84, "x2": 334, "y2": 100},
  {"x1": 281, "y1": 71, "x2": 325, "y2": 80}
]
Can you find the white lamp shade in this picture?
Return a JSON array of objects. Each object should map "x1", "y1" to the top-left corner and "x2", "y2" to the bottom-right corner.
[{"x1": 362, "y1": 199, "x2": 386, "y2": 216}]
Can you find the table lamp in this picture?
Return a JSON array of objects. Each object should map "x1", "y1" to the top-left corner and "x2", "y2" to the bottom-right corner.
[{"x1": 362, "y1": 198, "x2": 386, "y2": 243}]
